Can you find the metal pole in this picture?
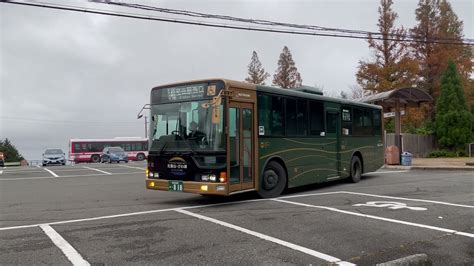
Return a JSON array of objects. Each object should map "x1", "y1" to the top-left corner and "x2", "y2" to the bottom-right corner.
[{"x1": 144, "y1": 116, "x2": 148, "y2": 138}]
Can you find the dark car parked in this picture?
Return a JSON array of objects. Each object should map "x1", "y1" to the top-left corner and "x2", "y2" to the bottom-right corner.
[
  {"x1": 101, "y1": 146, "x2": 129, "y2": 163},
  {"x1": 42, "y1": 149, "x2": 66, "y2": 166}
]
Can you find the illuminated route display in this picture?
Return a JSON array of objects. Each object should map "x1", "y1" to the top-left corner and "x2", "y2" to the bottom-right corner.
[{"x1": 151, "y1": 81, "x2": 224, "y2": 104}]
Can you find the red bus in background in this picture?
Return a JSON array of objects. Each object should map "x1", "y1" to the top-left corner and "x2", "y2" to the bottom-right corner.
[{"x1": 69, "y1": 137, "x2": 148, "y2": 163}]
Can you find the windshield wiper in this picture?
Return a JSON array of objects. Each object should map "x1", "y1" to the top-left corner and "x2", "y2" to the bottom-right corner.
[{"x1": 159, "y1": 142, "x2": 168, "y2": 154}]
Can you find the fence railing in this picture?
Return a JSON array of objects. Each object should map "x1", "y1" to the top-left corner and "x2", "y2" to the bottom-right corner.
[{"x1": 385, "y1": 133, "x2": 437, "y2": 158}]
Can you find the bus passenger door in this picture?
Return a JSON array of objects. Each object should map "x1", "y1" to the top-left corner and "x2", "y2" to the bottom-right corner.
[
  {"x1": 325, "y1": 108, "x2": 341, "y2": 179},
  {"x1": 228, "y1": 102, "x2": 255, "y2": 193}
]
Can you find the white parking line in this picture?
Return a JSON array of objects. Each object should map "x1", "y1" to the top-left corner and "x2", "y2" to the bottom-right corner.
[
  {"x1": 273, "y1": 199, "x2": 474, "y2": 238},
  {"x1": 0, "y1": 191, "x2": 474, "y2": 237},
  {"x1": 40, "y1": 224, "x2": 90, "y2": 266},
  {"x1": 340, "y1": 191, "x2": 474, "y2": 209},
  {"x1": 115, "y1": 164, "x2": 146, "y2": 170},
  {"x1": 43, "y1": 167, "x2": 59, "y2": 177},
  {"x1": 176, "y1": 209, "x2": 354, "y2": 265},
  {"x1": 0, "y1": 172, "x2": 143, "y2": 181},
  {"x1": 0, "y1": 176, "x2": 56, "y2": 181},
  {"x1": 82, "y1": 166, "x2": 112, "y2": 175}
]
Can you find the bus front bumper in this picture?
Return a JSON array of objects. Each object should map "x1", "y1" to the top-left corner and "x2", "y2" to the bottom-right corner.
[{"x1": 146, "y1": 179, "x2": 228, "y2": 195}]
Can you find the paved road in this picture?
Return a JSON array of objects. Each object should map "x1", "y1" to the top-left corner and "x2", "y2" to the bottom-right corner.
[{"x1": 1, "y1": 163, "x2": 473, "y2": 265}]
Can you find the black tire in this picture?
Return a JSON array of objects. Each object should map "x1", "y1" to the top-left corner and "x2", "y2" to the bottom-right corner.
[
  {"x1": 258, "y1": 161, "x2": 287, "y2": 198},
  {"x1": 42, "y1": 164, "x2": 46, "y2": 167},
  {"x1": 350, "y1": 156, "x2": 362, "y2": 183},
  {"x1": 136, "y1": 153, "x2": 145, "y2": 161},
  {"x1": 91, "y1": 154, "x2": 100, "y2": 163}
]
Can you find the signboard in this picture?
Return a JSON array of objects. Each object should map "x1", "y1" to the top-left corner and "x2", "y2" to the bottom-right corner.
[
  {"x1": 151, "y1": 82, "x2": 224, "y2": 104},
  {"x1": 384, "y1": 110, "x2": 405, "y2": 118}
]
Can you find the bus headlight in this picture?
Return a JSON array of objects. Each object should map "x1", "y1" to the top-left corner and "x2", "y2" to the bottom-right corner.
[
  {"x1": 201, "y1": 174, "x2": 216, "y2": 182},
  {"x1": 209, "y1": 174, "x2": 216, "y2": 181}
]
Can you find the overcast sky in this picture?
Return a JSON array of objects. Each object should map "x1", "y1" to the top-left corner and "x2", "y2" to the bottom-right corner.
[{"x1": 0, "y1": 0, "x2": 472, "y2": 160}]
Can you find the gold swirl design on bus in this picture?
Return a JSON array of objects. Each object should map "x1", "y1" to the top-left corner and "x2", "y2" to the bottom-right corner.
[
  {"x1": 286, "y1": 154, "x2": 339, "y2": 163},
  {"x1": 259, "y1": 146, "x2": 374, "y2": 160},
  {"x1": 289, "y1": 168, "x2": 350, "y2": 181},
  {"x1": 282, "y1": 138, "x2": 337, "y2": 146}
]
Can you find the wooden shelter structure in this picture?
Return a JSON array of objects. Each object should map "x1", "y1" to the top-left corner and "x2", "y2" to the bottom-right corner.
[{"x1": 356, "y1": 88, "x2": 433, "y2": 161}]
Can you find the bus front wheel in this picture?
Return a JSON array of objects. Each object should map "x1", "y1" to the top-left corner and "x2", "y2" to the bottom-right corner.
[
  {"x1": 350, "y1": 156, "x2": 362, "y2": 183},
  {"x1": 136, "y1": 153, "x2": 145, "y2": 161},
  {"x1": 258, "y1": 161, "x2": 287, "y2": 198}
]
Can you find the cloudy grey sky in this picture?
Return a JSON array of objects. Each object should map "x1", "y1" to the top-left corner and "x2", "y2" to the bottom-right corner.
[{"x1": 1, "y1": 0, "x2": 472, "y2": 160}]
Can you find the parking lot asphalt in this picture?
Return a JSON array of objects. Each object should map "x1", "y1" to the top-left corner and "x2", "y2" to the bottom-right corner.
[{"x1": 0, "y1": 163, "x2": 473, "y2": 265}]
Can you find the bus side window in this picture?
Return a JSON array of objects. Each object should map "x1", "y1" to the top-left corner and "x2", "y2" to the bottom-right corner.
[
  {"x1": 309, "y1": 101, "x2": 324, "y2": 136},
  {"x1": 373, "y1": 109, "x2": 382, "y2": 135},
  {"x1": 271, "y1": 96, "x2": 284, "y2": 136},
  {"x1": 326, "y1": 113, "x2": 337, "y2": 133},
  {"x1": 297, "y1": 100, "x2": 308, "y2": 135},
  {"x1": 257, "y1": 94, "x2": 284, "y2": 136},
  {"x1": 285, "y1": 98, "x2": 297, "y2": 135}
]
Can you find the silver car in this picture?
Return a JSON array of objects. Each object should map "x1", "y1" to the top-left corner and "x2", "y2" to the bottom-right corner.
[{"x1": 42, "y1": 149, "x2": 66, "y2": 166}]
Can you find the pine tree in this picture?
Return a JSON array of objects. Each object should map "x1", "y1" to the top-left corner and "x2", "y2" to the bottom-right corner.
[
  {"x1": 272, "y1": 46, "x2": 302, "y2": 89},
  {"x1": 435, "y1": 61, "x2": 473, "y2": 151},
  {"x1": 356, "y1": 0, "x2": 419, "y2": 93},
  {"x1": 244, "y1": 51, "x2": 269, "y2": 85},
  {"x1": 0, "y1": 138, "x2": 25, "y2": 162}
]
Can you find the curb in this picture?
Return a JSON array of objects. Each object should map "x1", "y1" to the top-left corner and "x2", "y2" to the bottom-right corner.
[
  {"x1": 376, "y1": 253, "x2": 430, "y2": 266},
  {"x1": 382, "y1": 165, "x2": 474, "y2": 171}
]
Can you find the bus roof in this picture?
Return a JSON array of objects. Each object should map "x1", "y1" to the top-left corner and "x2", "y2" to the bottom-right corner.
[
  {"x1": 151, "y1": 78, "x2": 381, "y2": 110},
  {"x1": 256, "y1": 84, "x2": 382, "y2": 110},
  {"x1": 69, "y1": 137, "x2": 147, "y2": 142}
]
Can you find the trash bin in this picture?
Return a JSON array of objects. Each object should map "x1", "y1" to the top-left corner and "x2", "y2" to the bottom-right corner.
[
  {"x1": 401, "y1": 152, "x2": 412, "y2": 166},
  {"x1": 385, "y1": 145, "x2": 400, "y2": 165}
]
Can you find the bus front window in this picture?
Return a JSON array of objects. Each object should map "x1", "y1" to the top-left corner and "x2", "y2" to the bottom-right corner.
[{"x1": 150, "y1": 100, "x2": 225, "y2": 153}]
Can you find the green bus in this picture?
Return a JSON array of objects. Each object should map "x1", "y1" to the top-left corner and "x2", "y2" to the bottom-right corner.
[{"x1": 145, "y1": 79, "x2": 384, "y2": 198}]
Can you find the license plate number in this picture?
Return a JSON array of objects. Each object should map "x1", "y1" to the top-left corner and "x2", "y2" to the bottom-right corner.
[{"x1": 168, "y1": 181, "x2": 183, "y2": 192}]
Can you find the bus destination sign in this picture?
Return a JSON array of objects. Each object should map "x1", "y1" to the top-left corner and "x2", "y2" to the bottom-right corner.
[
  {"x1": 167, "y1": 84, "x2": 206, "y2": 101},
  {"x1": 152, "y1": 83, "x2": 224, "y2": 104}
]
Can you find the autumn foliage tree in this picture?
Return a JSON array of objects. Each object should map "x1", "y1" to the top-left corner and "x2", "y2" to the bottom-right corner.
[
  {"x1": 272, "y1": 46, "x2": 302, "y2": 89},
  {"x1": 245, "y1": 51, "x2": 270, "y2": 85},
  {"x1": 410, "y1": 0, "x2": 472, "y2": 108},
  {"x1": 356, "y1": 0, "x2": 419, "y2": 93}
]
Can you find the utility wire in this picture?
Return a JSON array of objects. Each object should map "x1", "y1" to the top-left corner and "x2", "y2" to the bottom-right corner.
[
  {"x1": 2, "y1": 0, "x2": 472, "y2": 46},
  {"x1": 98, "y1": 0, "x2": 472, "y2": 44}
]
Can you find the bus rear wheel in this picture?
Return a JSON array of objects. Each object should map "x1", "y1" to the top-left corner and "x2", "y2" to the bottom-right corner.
[
  {"x1": 258, "y1": 161, "x2": 287, "y2": 198},
  {"x1": 350, "y1": 156, "x2": 362, "y2": 183},
  {"x1": 91, "y1": 154, "x2": 100, "y2": 163}
]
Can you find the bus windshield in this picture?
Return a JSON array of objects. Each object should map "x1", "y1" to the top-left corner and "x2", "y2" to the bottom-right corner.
[{"x1": 150, "y1": 100, "x2": 224, "y2": 153}]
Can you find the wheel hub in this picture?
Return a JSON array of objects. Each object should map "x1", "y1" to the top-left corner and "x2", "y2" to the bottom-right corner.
[{"x1": 263, "y1": 169, "x2": 278, "y2": 190}]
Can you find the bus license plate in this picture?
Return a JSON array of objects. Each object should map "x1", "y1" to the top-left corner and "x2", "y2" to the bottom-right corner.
[{"x1": 168, "y1": 181, "x2": 183, "y2": 192}]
